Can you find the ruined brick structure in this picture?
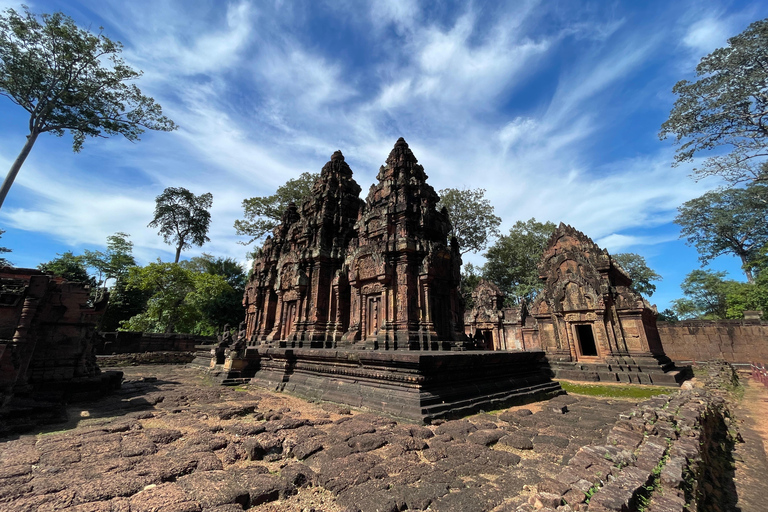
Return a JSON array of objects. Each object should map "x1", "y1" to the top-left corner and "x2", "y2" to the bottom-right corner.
[
  {"x1": 243, "y1": 138, "x2": 464, "y2": 350},
  {"x1": 0, "y1": 268, "x2": 121, "y2": 406},
  {"x1": 463, "y1": 280, "x2": 532, "y2": 351}
]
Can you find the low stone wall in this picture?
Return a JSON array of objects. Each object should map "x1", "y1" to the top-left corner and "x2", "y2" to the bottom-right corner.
[
  {"x1": 521, "y1": 361, "x2": 739, "y2": 512},
  {"x1": 658, "y1": 320, "x2": 768, "y2": 365},
  {"x1": 97, "y1": 351, "x2": 196, "y2": 367},
  {"x1": 97, "y1": 331, "x2": 215, "y2": 355}
]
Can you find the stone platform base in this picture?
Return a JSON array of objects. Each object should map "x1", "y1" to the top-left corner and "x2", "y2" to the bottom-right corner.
[
  {"x1": 248, "y1": 348, "x2": 562, "y2": 423},
  {"x1": 546, "y1": 354, "x2": 691, "y2": 386}
]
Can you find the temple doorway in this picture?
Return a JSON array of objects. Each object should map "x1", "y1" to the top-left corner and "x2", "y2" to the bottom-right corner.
[
  {"x1": 284, "y1": 301, "x2": 297, "y2": 337},
  {"x1": 366, "y1": 295, "x2": 381, "y2": 337},
  {"x1": 575, "y1": 324, "x2": 598, "y2": 357}
]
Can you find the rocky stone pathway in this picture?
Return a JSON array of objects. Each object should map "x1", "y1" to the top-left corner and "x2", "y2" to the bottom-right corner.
[{"x1": 0, "y1": 365, "x2": 647, "y2": 511}]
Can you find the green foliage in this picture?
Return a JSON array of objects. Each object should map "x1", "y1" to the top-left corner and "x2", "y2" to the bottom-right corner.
[
  {"x1": 612, "y1": 252, "x2": 663, "y2": 297},
  {"x1": 234, "y1": 172, "x2": 319, "y2": 246},
  {"x1": 672, "y1": 269, "x2": 736, "y2": 319},
  {"x1": 0, "y1": 7, "x2": 176, "y2": 207},
  {"x1": 460, "y1": 262, "x2": 482, "y2": 307},
  {"x1": 181, "y1": 254, "x2": 246, "y2": 328},
  {"x1": 99, "y1": 278, "x2": 150, "y2": 332},
  {"x1": 0, "y1": 228, "x2": 11, "y2": 266},
  {"x1": 83, "y1": 232, "x2": 136, "y2": 287},
  {"x1": 38, "y1": 251, "x2": 92, "y2": 283},
  {"x1": 437, "y1": 188, "x2": 501, "y2": 255},
  {"x1": 148, "y1": 187, "x2": 213, "y2": 263},
  {"x1": 657, "y1": 308, "x2": 680, "y2": 322},
  {"x1": 659, "y1": 18, "x2": 768, "y2": 185},
  {"x1": 675, "y1": 184, "x2": 768, "y2": 282},
  {"x1": 724, "y1": 272, "x2": 768, "y2": 320},
  {"x1": 482, "y1": 218, "x2": 556, "y2": 303},
  {"x1": 121, "y1": 261, "x2": 237, "y2": 334}
]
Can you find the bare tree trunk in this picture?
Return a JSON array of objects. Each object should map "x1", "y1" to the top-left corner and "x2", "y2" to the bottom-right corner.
[
  {"x1": 174, "y1": 243, "x2": 182, "y2": 264},
  {"x1": 0, "y1": 131, "x2": 40, "y2": 210}
]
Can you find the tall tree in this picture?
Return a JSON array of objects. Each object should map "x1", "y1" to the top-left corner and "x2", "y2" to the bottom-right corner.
[
  {"x1": 149, "y1": 187, "x2": 213, "y2": 263},
  {"x1": 482, "y1": 218, "x2": 556, "y2": 303},
  {"x1": 675, "y1": 184, "x2": 768, "y2": 283},
  {"x1": 234, "y1": 172, "x2": 318, "y2": 246},
  {"x1": 182, "y1": 254, "x2": 246, "y2": 328},
  {"x1": 612, "y1": 252, "x2": 663, "y2": 297},
  {"x1": 460, "y1": 262, "x2": 482, "y2": 308},
  {"x1": 83, "y1": 232, "x2": 136, "y2": 287},
  {"x1": 437, "y1": 188, "x2": 501, "y2": 255},
  {"x1": 671, "y1": 269, "x2": 734, "y2": 320},
  {"x1": 659, "y1": 18, "x2": 768, "y2": 185},
  {"x1": 0, "y1": 7, "x2": 176, "y2": 209},
  {"x1": 38, "y1": 251, "x2": 92, "y2": 283},
  {"x1": 122, "y1": 262, "x2": 234, "y2": 334}
]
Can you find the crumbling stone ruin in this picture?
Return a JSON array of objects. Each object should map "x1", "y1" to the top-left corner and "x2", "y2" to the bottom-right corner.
[
  {"x1": 0, "y1": 268, "x2": 122, "y2": 434},
  {"x1": 243, "y1": 138, "x2": 464, "y2": 350}
]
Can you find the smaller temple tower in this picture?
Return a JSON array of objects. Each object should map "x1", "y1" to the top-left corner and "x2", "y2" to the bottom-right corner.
[{"x1": 528, "y1": 223, "x2": 684, "y2": 384}]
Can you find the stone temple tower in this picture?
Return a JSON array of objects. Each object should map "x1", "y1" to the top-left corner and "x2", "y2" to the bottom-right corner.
[{"x1": 341, "y1": 138, "x2": 464, "y2": 349}]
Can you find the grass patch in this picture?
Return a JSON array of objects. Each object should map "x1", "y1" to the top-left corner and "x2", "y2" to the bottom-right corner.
[{"x1": 558, "y1": 381, "x2": 672, "y2": 399}]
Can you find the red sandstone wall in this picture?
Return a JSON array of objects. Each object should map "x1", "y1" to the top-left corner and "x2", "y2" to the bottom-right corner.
[
  {"x1": 98, "y1": 332, "x2": 215, "y2": 354},
  {"x1": 658, "y1": 320, "x2": 768, "y2": 364}
]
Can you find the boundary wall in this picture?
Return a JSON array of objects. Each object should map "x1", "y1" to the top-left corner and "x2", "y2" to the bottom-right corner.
[{"x1": 657, "y1": 320, "x2": 768, "y2": 365}]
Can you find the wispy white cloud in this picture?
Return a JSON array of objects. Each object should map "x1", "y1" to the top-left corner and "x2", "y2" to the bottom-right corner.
[{"x1": 4, "y1": 0, "x2": 763, "y2": 308}]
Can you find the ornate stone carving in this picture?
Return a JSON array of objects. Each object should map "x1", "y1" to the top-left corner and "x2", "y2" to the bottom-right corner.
[{"x1": 242, "y1": 139, "x2": 464, "y2": 350}]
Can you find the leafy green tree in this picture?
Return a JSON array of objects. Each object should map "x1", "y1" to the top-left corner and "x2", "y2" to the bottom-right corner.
[
  {"x1": 659, "y1": 18, "x2": 768, "y2": 185},
  {"x1": 437, "y1": 188, "x2": 501, "y2": 255},
  {"x1": 234, "y1": 172, "x2": 318, "y2": 246},
  {"x1": 671, "y1": 269, "x2": 734, "y2": 319},
  {"x1": 83, "y1": 232, "x2": 136, "y2": 287},
  {"x1": 182, "y1": 254, "x2": 246, "y2": 328},
  {"x1": 0, "y1": 229, "x2": 11, "y2": 266},
  {"x1": 656, "y1": 309, "x2": 680, "y2": 322},
  {"x1": 99, "y1": 278, "x2": 151, "y2": 332},
  {"x1": 612, "y1": 252, "x2": 663, "y2": 297},
  {"x1": 0, "y1": 7, "x2": 176, "y2": 209},
  {"x1": 724, "y1": 279, "x2": 768, "y2": 319},
  {"x1": 38, "y1": 251, "x2": 92, "y2": 283},
  {"x1": 460, "y1": 262, "x2": 482, "y2": 308},
  {"x1": 482, "y1": 218, "x2": 556, "y2": 303},
  {"x1": 122, "y1": 261, "x2": 239, "y2": 334},
  {"x1": 675, "y1": 184, "x2": 768, "y2": 283},
  {"x1": 148, "y1": 187, "x2": 213, "y2": 263}
]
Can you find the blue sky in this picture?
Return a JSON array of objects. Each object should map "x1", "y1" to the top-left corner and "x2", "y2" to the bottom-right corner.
[{"x1": 1, "y1": 0, "x2": 766, "y2": 311}]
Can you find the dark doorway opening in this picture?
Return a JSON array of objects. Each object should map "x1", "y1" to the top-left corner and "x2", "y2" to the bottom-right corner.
[{"x1": 576, "y1": 324, "x2": 598, "y2": 356}]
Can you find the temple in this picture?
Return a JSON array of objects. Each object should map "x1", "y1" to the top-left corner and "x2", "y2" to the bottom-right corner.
[
  {"x1": 243, "y1": 137, "x2": 464, "y2": 350},
  {"x1": 464, "y1": 224, "x2": 688, "y2": 384},
  {"x1": 528, "y1": 224, "x2": 686, "y2": 384},
  {"x1": 221, "y1": 139, "x2": 561, "y2": 422},
  {"x1": 0, "y1": 268, "x2": 122, "y2": 433}
]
